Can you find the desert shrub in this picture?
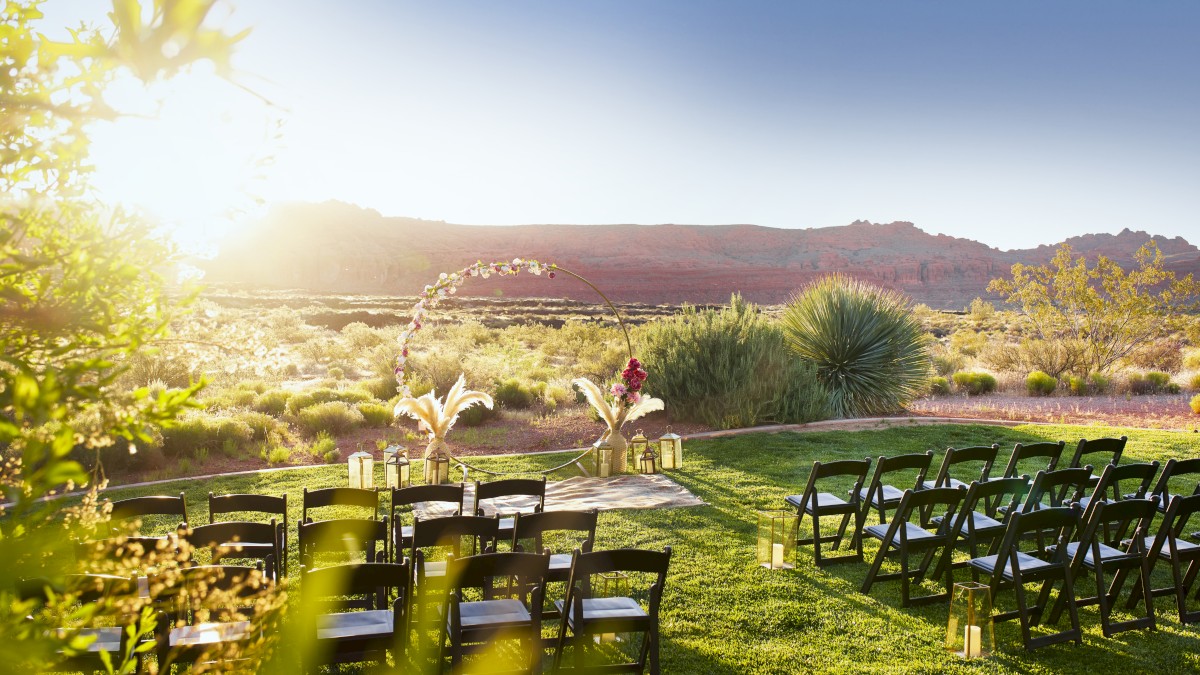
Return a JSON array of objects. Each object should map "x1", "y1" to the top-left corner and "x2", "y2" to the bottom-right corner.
[
  {"x1": 1146, "y1": 371, "x2": 1173, "y2": 393},
  {"x1": 458, "y1": 402, "x2": 499, "y2": 427},
  {"x1": 234, "y1": 380, "x2": 269, "y2": 394},
  {"x1": 540, "y1": 382, "x2": 573, "y2": 412},
  {"x1": 342, "y1": 321, "x2": 388, "y2": 351},
  {"x1": 949, "y1": 330, "x2": 988, "y2": 357},
  {"x1": 119, "y1": 351, "x2": 197, "y2": 389},
  {"x1": 968, "y1": 297, "x2": 996, "y2": 322},
  {"x1": 357, "y1": 401, "x2": 394, "y2": 427},
  {"x1": 953, "y1": 371, "x2": 997, "y2": 396},
  {"x1": 297, "y1": 401, "x2": 365, "y2": 436},
  {"x1": 359, "y1": 376, "x2": 399, "y2": 400},
  {"x1": 1125, "y1": 339, "x2": 1184, "y2": 373},
  {"x1": 643, "y1": 294, "x2": 831, "y2": 428},
  {"x1": 1190, "y1": 373, "x2": 1200, "y2": 391},
  {"x1": 286, "y1": 387, "x2": 371, "y2": 414},
  {"x1": 227, "y1": 389, "x2": 258, "y2": 408},
  {"x1": 327, "y1": 365, "x2": 345, "y2": 380},
  {"x1": 252, "y1": 389, "x2": 291, "y2": 415},
  {"x1": 1185, "y1": 350, "x2": 1200, "y2": 371},
  {"x1": 1067, "y1": 375, "x2": 1087, "y2": 395},
  {"x1": 159, "y1": 413, "x2": 255, "y2": 457},
  {"x1": 267, "y1": 446, "x2": 292, "y2": 465},
  {"x1": 981, "y1": 338, "x2": 1086, "y2": 379},
  {"x1": 1090, "y1": 372, "x2": 1111, "y2": 393},
  {"x1": 932, "y1": 350, "x2": 966, "y2": 377},
  {"x1": 1025, "y1": 371, "x2": 1058, "y2": 396},
  {"x1": 311, "y1": 431, "x2": 337, "y2": 457},
  {"x1": 780, "y1": 275, "x2": 929, "y2": 418},
  {"x1": 233, "y1": 410, "x2": 288, "y2": 443},
  {"x1": 323, "y1": 448, "x2": 342, "y2": 464},
  {"x1": 1191, "y1": 394, "x2": 1200, "y2": 414},
  {"x1": 928, "y1": 376, "x2": 951, "y2": 395},
  {"x1": 495, "y1": 378, "x2": 536, "y2": 409}
]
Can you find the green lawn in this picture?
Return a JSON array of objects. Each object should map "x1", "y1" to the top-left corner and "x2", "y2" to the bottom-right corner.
[{"x1": 101, "y1": 423, "x2": 1200, "y2": 673}]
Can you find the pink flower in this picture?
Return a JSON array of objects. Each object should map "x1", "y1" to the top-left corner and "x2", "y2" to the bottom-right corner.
[
  {"x1": 628, "y1": 391, "x2": 642, "y2": 404},
  {"x1": 610, "y1": 383, "x2": 627, "y2": 398}
]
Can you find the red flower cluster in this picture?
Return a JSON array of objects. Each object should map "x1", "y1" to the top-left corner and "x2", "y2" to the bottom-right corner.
[{"x1": 622, "y1": 358, "x2": 648, "y2": 393}]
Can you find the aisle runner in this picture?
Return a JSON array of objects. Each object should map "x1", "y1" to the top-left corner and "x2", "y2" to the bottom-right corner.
[{"x1": 414, "y1": 474, "x2": 706, "y2": 518}]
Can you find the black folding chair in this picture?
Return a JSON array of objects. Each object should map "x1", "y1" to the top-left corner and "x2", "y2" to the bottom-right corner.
[
  {"x1": 856, "y1": 451, "x2": 934, "y2": 524},
  {"x1": 391, "y1": 483, "x2": 465, "y2": 559},
  {"x1": 553, "y1": 547, "x2": 672, "y2": 675},
  {"x1": 931, "y1": 476, "x2": 1030, "y2": 582},
  {"x1": 475, "y1": 477, "x2": 547, "y2": 543},
  {"x1": 1126, "y1": 493, "x2": 1200, "y2": 624},
  {"x1": 1048, "y1": 497, "x2": 1158, "y2": 637},
  {"x1": 1076, "y1": 462, "x2": 1159, "y2": 546},
  {"x1": 209, "y1": 492, "x2": 289, "y2": 577},
  {"x1": 183, "y1": 520, "x2": 282, "y2": 582},
  {"x1": 860, "y1": 486, "x2": 965, "y2": 606},
  {"x1": 152, "y1": 564, "x2": 272, "y2": 672},
  {"x1": 785, "y1": 459, "x2": 870, "y2": 566},
  {"x1": 107, "y1": 492, "x2": 188, "y2": 538},
  {"x1": 1136, "y1": 457, "x2": 1200, "y2": 513},
  {"x1": 923, "y1": 444, "x2": 1000, "y2": 490},
  {"x1": 303, "y1": 486, "x2": 380, "y2": 523},
  {"x1": 302, "y1": 561, "x2": 410, "y2": 672},
  {"x1": 442, "y1": 551, "x2": 550, "y2": 674},
  {"x1": 967, "y1": 505, "x2": 1083, "y2": 651},
  {"x1": 409, "y1": 515, "x2": 501, "y2": 637},
  {"x1": 998, "y1": 441, "x2": 1065, "y2": 479}
]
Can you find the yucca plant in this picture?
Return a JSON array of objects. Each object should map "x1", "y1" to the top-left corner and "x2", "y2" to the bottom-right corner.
[{"x1": 781, "y1": 274, "x2": 930, "y2": 418}]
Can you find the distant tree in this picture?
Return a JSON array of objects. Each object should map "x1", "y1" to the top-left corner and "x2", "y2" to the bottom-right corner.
[{"x1": 987, "y1": 242, "x2": 1200, "y2": 375}]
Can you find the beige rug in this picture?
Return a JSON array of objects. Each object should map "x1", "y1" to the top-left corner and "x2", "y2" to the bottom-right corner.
[{"x1": 414, "y1": 474, "x2": 706, "y2": 518}]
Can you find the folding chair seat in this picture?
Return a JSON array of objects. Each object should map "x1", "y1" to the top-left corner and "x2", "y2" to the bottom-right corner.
[
  {"x1": 107, "y1": 492, "x2": 188, "y2": 538},
  {"x1": 860, "y1": 486, "x2": 965, "y2": 606},
  {"x1": 922, "y1": 444, "x2": 1000, "y2": 490},
  {"x1": 930, "y1": 476, "x2": 1030, "y2": 582},
  {"x1": 298, "y1": 517, "x2": 391, "y2": 568},
  {"x1": 184, "y1": 520, "x2": 282, "y2": 582},
  {"x1": 553, "y1": 547, "x2": 672, "y2": 675},
  {"x1": 302, "y1": 561, "x2": 410, "y2": 672},
  {"x1": 302, "y1": 486, "x2": 380, "y2": 523},
  {"x1": 1134, "y1": 457, "x2": 1200, "y2": 513},
  {"x1": 785, "y1": 459, "x2": 870, "y2": 566},
  {"x1": 1125, "y1": 493, "x2": 1200, "y2": 624},
  {"x1": 856, "y1": 451, "x2": 934, "y2": 524},
  {"x1": 967, "y1": 505, "x2": 1083, "y2": 650},
  {"x1": 441, "y1": 552, "x2": 550, "y2": 674},
  {"x1": 1047, "y1": 497, "x2": 1158, "y2": 636},
  {"x1": 153, "y1": 564, "x2": 272, "y2": 672},
  {"x1": 209, "y1": 492, "x2": 288, "y2": 577},
  {"x1": 391, "y1": 483, "x2": 465, "y2": 557},
  {"x1": 475, "y1": 477, "x2": 547, "y2": 543},
  {"x1": 513, "y1": 509, "x2": 599, "y2": 586}
]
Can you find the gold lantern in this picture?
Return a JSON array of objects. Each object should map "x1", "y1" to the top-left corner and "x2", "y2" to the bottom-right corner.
[
  {"x1": 383, "y1": 445, "x2": 411, "y2": 489},
  {"x1": 639, "y1": 447, "x2": 658, "y2": 474},
  {"x1": 658, "y1": 429, "x2": 682, "y2": 470},
  {"x1": 596, "y1": 571, "x2": 631, "y2": 643},
  {"x1": 592, "y1": 438, "x2": 611, "y2": 478},
  {"x1": 756, "y1": 510, "x2": 797, "y2": 570},
  {"x1": 629, "y1": 429, "x2": 649, "y2": 472},
  {"x1": 348, "y1": 447, "x2": 374, "y2": 489},
  {"x1": 427, "y1": 451, "x2": 451, "y2": 485},
  {"x1": 947, "y1": 581, "x2": 993, "y2": 659}
]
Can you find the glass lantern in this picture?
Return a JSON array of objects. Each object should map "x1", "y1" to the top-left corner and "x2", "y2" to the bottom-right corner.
[
  {"x1": 947, "y1": 581, "x2": 993, "y2": 659},
  {"x1": 756, "y1": 510, "x2": 797, "y2": 570},
  {"x1": 639, "y1": 448, "x2": 658, "y2": 474},
  {"x1": 658, "y1": 429, "x2": 682, "y2": 470},
  {"x1": 348, "y1": 448, "x2": 374, "y2": 489},
  {"x1": 426, "y1": 451, "x2": 451, "y2": 485},
  {"x1": 596, "y1": 571, "x2": 631, "y2": 643},
  {"x1": 383, "y1": 445, "x2": 411, "y2": 489},
  {"x1": 628, "y1": 429, "x2": 648, "y2": 472},
  {"x1": 593, "y1": 439, "x2": 611, "y2": 478}
]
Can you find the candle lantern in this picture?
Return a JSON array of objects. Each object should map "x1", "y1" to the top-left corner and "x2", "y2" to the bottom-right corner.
[
  {"x1": 596, "y1": 571, "x2": 631, "y2": 643},
  {"x1": 348, "y1": 447, "x2": 374, "y2": 489},
  {"x1": 592, "y1": 439, "x2": 611, "y2": 478},
  {"x1": 658, "y1": 429, "x2": 683, "y2": 470},
  {"x1": 383, "y1": 445, "x2": 411, "y2": 489},
  {"x1": 947, "y1": 581, "x2": 993, "y2": 659},
  {"x1": 639, "y1": 448, "x2": 658, "y2": 474},
  {"x1": 427, "y1": 451, "x2": 451, "y2": 485},
  {"x1": 628, "y1": 429, "x2": 649, "y2": 472},
  {"x1": 756, "y1": 510, "x2": 797, "y2": 570}
]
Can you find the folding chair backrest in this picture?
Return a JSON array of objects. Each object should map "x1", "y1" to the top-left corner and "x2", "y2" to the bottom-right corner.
[
  {"x1": 410, "y1": 515, "x2": 499, "y2": 559},
  {"x1": 961, "y1": 475, "x2": 1031, "y2": 520},
  {"x1": 302, "y1": 487, "x2": 379, "y2": 522},
  {"x1": 865, "y1": 451, "x2": 933, "y2": 495},
  {"x1": 298, "y1": 517, "x2": 390, "y2": 566},
  {"x1": 446, "y1": 551, "x2": 551, "y2": 598},
  {"x1": 999, "y1": 505, "x2": 1081, "y2": 559},
  {"x1": 1001, "y1": 441, "x2": 1065, "y2": 478},
  {"x1": 391, "y1": 483, "x2": 464, "y2": 515},
  {"x1": 565, "y1": 546, "x2": 672, "y2": 585},
  {"x1": 1150, "y1": 458, "x2": 1200, "y2": 505},
  {"x1": 512, "y1": 509, "x2": 598, "y2": 553},
  {"x1": 1088, "y1": 461, "x2": 1159, "y2": 510},
  {"x1": 1080, "y1": 498, "x2": 1159, "y2": 550},
  {"x1": 1156, "y1": 493, "x2": 1200, "y2": 547},
  {"x1": 209, "y1": 492, "x2": 287, "y2": 523},
  {"x1": 812, "y1": 458, "x2": 871, "y2": 483},
  {"x1": 302, "y1": 561, "x2": 409, "y2": 612},
  {"x1": 474, "y1": 478, "x2": 547, "y2": 517},
  {"x1": 184, "y1": 521, "x2": 279, "y2": 572},
  {"x1": 108, "y1": 493, "x2": 188, "y2": 535},
  {"x1": 930, "y1": 445, "x2": 1000, "y2": 487},
  {"x1": 896, "y1": 486, "x2": 965, "y2": 521},
  {"x1": 1024, "y1": 467, "x2": 1093, "y2": 511},
  {"x1": 1069, "y1": 436, "x2": 1127, "y2": 471}
]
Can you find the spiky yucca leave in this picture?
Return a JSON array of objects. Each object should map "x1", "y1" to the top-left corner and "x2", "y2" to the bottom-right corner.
[
  {"x1": 780, "y1": 274, "x2": 930, "y2": 418},
  {"x1": 393, "y1": 373, "x2": 493, "y2": 440},
  {"x1": 572, "y1": 377, "x2": 663, "y2": 431}
]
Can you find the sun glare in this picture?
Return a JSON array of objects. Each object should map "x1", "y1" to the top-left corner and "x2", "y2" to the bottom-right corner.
[{"x1": 87, "y1": 62, "x2": 278, "y2": 256}]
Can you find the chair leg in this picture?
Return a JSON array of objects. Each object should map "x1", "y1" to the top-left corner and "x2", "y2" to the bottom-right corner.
[
  {"x1": 1062, "y1": 572, "x2": 1083, "y2": 645},
  {"x1": 833, "y1": 511, "x2": 853, "y2": 552},
  {"x1": 860, "y1": 540, "x2": 888, "y2": 595},
  {"x1": 1014, "y1": 580, "x2": 1036, "y2": 650},
  {"x1": 812, "y1": 511, "x2": 823, "y2": 566},
  {"x1": 648, "y1": 626, "x2": 661, "y2": 675}
]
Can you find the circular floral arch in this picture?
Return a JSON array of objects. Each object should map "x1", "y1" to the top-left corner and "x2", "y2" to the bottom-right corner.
[{"x1": 393, "y1": 258, "x2": 633, "y2": 397}]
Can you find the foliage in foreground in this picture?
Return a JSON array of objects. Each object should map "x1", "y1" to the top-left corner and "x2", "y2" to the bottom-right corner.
[
  {"x1": 781, "y1": 274, "x2": 931, "y2": 418},
  {"x1": 640, "y1": 294, "x2": 830, "y2": 428}
]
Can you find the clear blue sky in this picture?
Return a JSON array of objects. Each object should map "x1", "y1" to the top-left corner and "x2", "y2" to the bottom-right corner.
[{"x1": 45, "y1": 1, "x2": 1200, "y2": 251}]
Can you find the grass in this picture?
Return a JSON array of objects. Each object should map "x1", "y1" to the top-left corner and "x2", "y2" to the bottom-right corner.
[{"x1": 93, "y1": 422, "x2": 1200, "y2": 673}]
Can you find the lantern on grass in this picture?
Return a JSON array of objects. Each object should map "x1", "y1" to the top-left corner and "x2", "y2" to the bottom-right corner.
[
  {"x1": 596, "y1": 571, "x2": 631, "y2": 643},
  {"x1": 756, "y1": 510, "x2": 797, "y2": 570},
  {"x1": 427, "y1": 451, "x2": 451, "y2": 485},
  {"x1": 639, "y1": 448, "x2": 658, "y2": 474},
  {"x1": 658, "y1": 428, "x2": 682, "y2": 470},
  {"x1": 629, "y1": 429, "x2": 649, "y2": 471},
  {"x1": 348, "y1": 446, "x2": 374, "y2": 489},
  {"x1": 592, "y1": 439, "x2": 611, "y2": 478},
  {"x1": 947, "y1": 581, "x2": 993, "y2": 659},
  {"x1": 383, "y1": 445, "x2": 411, "y2": 489}
]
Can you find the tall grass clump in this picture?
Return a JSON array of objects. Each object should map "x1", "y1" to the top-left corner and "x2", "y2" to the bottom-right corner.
[
  {"x1": 297, "y1": 401, "x2": 365, "y2": 436},
  {"x1": 780, "y1": 274, "x2": 930, "y2": 418},
  {"x1": 641, "y1": 294, "x2": 830, "y2": 429},
  {"x1": 953, "y1": 371, "x2": 998, "y2": 395},
  {"x1": 1025, "y1": 371, "x2": 1058, "y2": 396}
]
